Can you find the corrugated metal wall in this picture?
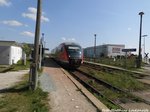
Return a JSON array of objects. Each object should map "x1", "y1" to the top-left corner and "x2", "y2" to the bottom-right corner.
[
  {"x1": 84, "y1": 44, "x2": 125, "y2": 58},
  {"x1": 0, "y1": 46, "x2": 10, "y2": 65}
]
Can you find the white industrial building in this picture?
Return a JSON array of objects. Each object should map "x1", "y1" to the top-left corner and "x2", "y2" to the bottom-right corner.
[
  {"x1": 0, "y1": 41, "x2": 22, "y2": 65},
  {"x1": 84, "y1": 44, "x2": 125, "y2": 58}
]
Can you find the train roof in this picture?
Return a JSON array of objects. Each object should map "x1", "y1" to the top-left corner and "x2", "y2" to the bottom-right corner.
[{"x1": 61, "y1": 42, "x2": 81, "y2": 46}]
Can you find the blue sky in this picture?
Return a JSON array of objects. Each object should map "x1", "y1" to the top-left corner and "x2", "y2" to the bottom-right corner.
[{"x1": 0, "y1": 0, "x2": 150, "y2": 56}]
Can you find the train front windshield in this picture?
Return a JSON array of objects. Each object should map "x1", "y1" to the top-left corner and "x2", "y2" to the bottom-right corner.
[{"x1": 66, "y1": 46, "x2": 82, "y2": 58}]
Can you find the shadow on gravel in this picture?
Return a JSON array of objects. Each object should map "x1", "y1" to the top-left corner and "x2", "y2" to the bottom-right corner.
[
  {"x1": 0, "y1": 86, "x2": 29, "y2": 94},
  {"x1": 43, "y1": 58, "x2": 60, "y2": 68}
]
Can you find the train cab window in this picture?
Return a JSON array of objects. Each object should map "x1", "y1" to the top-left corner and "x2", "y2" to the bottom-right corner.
[
  {"x1": 67, "y1": 46, "x2": 82, "y2": 54},
  {"x1": 68, "y1": 46, "x2": 81, "y2": 51},
  {"x1": 61, "y1": 47, "x2": 64, "y2": 52}
]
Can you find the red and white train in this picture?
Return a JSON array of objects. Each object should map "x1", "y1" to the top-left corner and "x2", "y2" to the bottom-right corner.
[{"x1": 51, "y1": 42, "x2": 83, "y2": 69}]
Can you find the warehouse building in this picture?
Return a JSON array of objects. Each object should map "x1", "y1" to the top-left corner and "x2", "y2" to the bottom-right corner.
[
  {"x1": 84, "y1": 44, "x2": 125, "y2": 58},
  {"x1": 0, "y1": 40, "x2": 22, "y2": 65}
]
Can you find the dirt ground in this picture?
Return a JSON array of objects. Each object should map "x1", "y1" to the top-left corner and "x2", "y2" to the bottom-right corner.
[
  {"x1": 0, "y1": 70, "x2": 29, "y2": 90},
  {"x1": 41, "y1": 59, "x2": 98, "y2": 112}
]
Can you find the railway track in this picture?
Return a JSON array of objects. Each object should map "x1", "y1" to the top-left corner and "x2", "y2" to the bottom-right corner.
[
  {"x1": 68, "y1": 68, "x2": 150, "y2": 110},
  {"x1": 83, "y1": 61, "x2": 150, "y2": 82},
  {"x1": 82, "y1": 62, "x2": 150, "y2": 97},
  {"x1": 69, "y1": 69, "x2": 124, "y2": 109},
  {"x1": 52, "y1": 58, "x2": 150, "y2": 109},
  {"x1": 83, "y1": 62, "x2": 150, "y2": 99}
]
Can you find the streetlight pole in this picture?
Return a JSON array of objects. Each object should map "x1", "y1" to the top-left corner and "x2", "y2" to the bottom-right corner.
[
  {"x1": 31, "y1": 0, "x2": 42, "y2": 90},
  {"x1": 94, "y1": 34, "x2": 96, "y2": 62},
  {"x1": 137, "y1": 12, "x2": 144, "y2": 68}
]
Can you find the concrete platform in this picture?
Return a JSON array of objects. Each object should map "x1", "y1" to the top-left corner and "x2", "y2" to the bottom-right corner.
[
  {"x1": 61, "y1": 67, "x2": 109, "y2": 112},
  {"x1": 40, "y1": 58, "x2": 109, "y2": 112}
]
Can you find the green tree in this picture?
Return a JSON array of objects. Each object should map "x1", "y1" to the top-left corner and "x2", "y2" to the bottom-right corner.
[{"x1": 22, "y1": 44, "x2": 32, "y2": 58}]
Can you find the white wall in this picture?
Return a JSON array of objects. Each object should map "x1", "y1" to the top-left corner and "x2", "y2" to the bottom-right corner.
[
  {"x1": 10, "y1": 46, "x2": 22, "y2": 65},
  {"x1": 107, "y1": 45, "x2": 125, "y2": 57}
]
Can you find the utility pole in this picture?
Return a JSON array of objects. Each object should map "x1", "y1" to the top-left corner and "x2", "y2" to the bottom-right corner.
[
  {"x1": 94, "y1": 34, "x2": 96, "y2": 62},
  {"x1": 31, "y1": 0, "x2": 42, "y2": 90},
  {"x1": 137, "y1": 12, "x2": 144, "y2": 68}
]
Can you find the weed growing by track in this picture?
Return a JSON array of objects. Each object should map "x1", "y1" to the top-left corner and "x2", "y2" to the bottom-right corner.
[
  {"x1": 84, "y1": 57, "x2": 140, "y2": 70},
  {"x1": 79, "y1": 66, "x2": 148, "y2": 91},
  {"x1": 78, "y1": 67, "x2": 146, "y2": 109},
  {"x1": 93, "y1": 93, "x2": 121, "y2": 109},
  {"x1": 87, "y1": 78, "x2": 141, "y2": 109},
  {"x1": 88, "y1": 79, "x2": 125, "y2": 100}
]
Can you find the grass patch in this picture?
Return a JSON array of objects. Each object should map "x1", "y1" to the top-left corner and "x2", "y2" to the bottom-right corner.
[
  {"x1": 84, "y1": 57, "x2": 145, "y2": 70},
  {"x1": 88, "y1": 80, "x2": 124, "y2": 100},
  {"x1": 11, "y1": 60, "x2": 30, "y2": 71},
  {"x1": 93, "y1": 93, "x2": 120, "y2": 109},
  {"x1": 79, "y1": 66, "x2": 148, "y2": 91},
  {"x1": 0, "y1": 74, "x2": 49, "y2": 112},
  {"x1": 86, "y1": 73, "x2": 138, "y2": 109},
  {"x1": 0, "y1": 60, "x2": 30, "y2": 72}
]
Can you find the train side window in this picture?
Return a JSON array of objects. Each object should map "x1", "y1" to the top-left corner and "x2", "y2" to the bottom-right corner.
[
  {"x1": 57, "y1": 45, "x2": 61, "y2": 52},
  {"x1": 61, "y1": 47, "x2": 64, "y2": 52}
]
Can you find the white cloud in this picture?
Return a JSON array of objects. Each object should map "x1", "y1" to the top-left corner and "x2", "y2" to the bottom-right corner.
[
  {"x1": 61, "y1": 37, "x2": 66, "y2": 41},
  {"x1": 22, "y1": 7, "x2": 49, "y2": 22},
  {"x1": 127, "y1": 27, "x2": 132, "y2": 31},
  {"x1": 22, "y1": 12, "x2": 36, "y2": 21},
  {"x1": 28, "y1": 7, "x2": 37, "y2": 14},
  {"x1": 61, "y1": 37, "x2": 76, "y2": 42},
  {"x1": 1, "y1": 20, "x2": 26, "y2": 26},
  {"x1": 41, "y1": 16, "x2": 49, "y2": 22},
  {"x1": 0, "y1": 0, "x2": 11, "y2": 6},
  {"x1": 24, "y1": 24, "x2": 28, "y2": 27},
  {"x1": 21, "y1": 31, "x2": 34, "y2": 37},
  {"x1": 69, "y1": 38, "x2": 75, "y2": 41}
]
